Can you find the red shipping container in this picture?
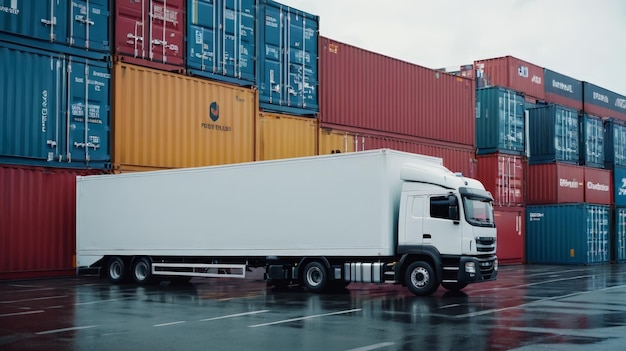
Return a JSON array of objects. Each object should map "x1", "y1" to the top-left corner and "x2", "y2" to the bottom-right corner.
[
  {"x1": 475, "y1": 56, "x2": 545, "y2": 100},
  {"x1": 584, "y1": 167, "x2": 612, "y2": 205},
  {"x1": 0, "y1": 165, "x2": 103, "y2": 279},
  {"x1": 494, "y1": 206, "x2": 525, "y2": 265},
  {"x1": 477, "y1": 154, "x2": 526, "y2": 206},
  {"x1": 320, "y1": 123, "x2": 476, "y2": 177},
  {"x1": 527, "y1": 163, "x2": 584, "y2": 204},
  {"x1": 115, "y1": 0, "x2": 185, "y2": 71},
  {"x1": 319, "y1": 37, "x2": 475, "y2": 146}
]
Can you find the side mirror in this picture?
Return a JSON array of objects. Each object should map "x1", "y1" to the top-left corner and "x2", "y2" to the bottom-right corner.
[{"x1": 448, "y1": 195, "x2": 459, "y2": 222}]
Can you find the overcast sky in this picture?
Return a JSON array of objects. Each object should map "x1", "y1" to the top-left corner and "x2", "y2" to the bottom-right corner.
[{"x1": 278, "y1": 0, "x2": 626, "y2": 96}]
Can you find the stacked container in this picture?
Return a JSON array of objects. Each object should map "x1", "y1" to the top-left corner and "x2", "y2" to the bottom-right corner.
[{"x1": 1, "y1": 2, "x2": 112, "y2": 278}]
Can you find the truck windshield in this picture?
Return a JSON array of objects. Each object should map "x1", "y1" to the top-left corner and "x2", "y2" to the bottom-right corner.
[{"x1": 462, "y1": 196, "x2": 495, "y2": 227}]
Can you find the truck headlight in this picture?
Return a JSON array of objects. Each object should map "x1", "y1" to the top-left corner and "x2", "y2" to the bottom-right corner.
[{"x1": 465, "y1": 261, "x2": 476, "y2": 274}]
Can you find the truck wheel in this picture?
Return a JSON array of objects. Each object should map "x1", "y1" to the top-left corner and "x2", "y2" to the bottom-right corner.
[
  {"x1": 405, "y1": 261, "x2": 438, "y2": 296},
  {"x1": 131, "y1": 257, "x2": 155, "y2": 285},
  {"x1": 441, "y1": 282, "x2": 467, "y2": 292},
  {"x1": 107, "y1": 256, "x2": 127, "y2": 284},
  {"x1": 303, "y1": 261, "x2": 328, "y2": 293}
]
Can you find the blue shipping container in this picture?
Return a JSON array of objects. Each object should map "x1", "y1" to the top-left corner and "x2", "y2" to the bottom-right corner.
[
  {"x1": 476, "y1": 86, "x2": 526, "y2": 155},
  {"x1": 605, "y1": 118, "x2": 626, "y2": 168},
  {"x1": 544, "y1": 68, "x2": 582, "y2": 108},
  {"x1": 528, "y1": 104, "x2": 580, "y2": 164},
  {"x1": 583, "y1": 81, "x2": 626, "y2": 118},
  {"x1": 0, "y1": 41, "x2": 110, "y2": 168},
  {"x1": 0, "y1": 0, "x2": 110, "y2": 59},
  {"x1": 614, "y1": 207, "x2": 626, "y2": 262},
  {"x1": 614, "y1": 166, "x2": 626, "y2": 206},
  {"x1": 187, "y1": 0, "x2": 256, "y2": 86},
  {"x1": 580, "y1": 114, "x2": 605, "y2": 168},
  {"x1": 526, "y1": 204, "x2": 610, "y2": 264},
  {"x1": 257, "y1": 0, "x2": 319, "y2": 116}
]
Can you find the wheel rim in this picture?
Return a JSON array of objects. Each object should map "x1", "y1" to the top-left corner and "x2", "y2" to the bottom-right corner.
[
  {"x1": 410, "y1": 267, "x2": 429, "y2": 288},
  {"x1": 306, "y1": 266, "x2": 323, "y2": 287},
  {"x1": 109, "y1": 260, "x2": 123, "y2": 280},
  {"x1": 134, "y1": 261, "x2": 148, "y2": 281}
]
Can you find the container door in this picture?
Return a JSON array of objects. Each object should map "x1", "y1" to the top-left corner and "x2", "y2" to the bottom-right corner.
[
  {"x1": 583, "y1": 116, "x2": 605, "y2": 167},
  {"x1": 0, "y1": 0, "x2": 67, "y2": 44},
  {"x1": 555, "y1": 107, "x2": 579, "y2": 162},
  {"x1": 65, "y1": 58, "x2": 110, "y2": 166},
  {"x1": 615, "y1": 123, "x2": 626, "y2": 167},
  {"x1": 494, "y1": 209, "x2": 524, "y2": 264},
  {"x1": 69, "y1": 0, "x2": 110, "y2": 51},
  {"x1": 498, "y1": 90, "x2": 525, "y2": 153},
  {"x1": 616, "y1": 208, "x2": 626, "y2": 262},
  {"x1": 586, "y1": 205, "x2": 609, "y2": 264}
]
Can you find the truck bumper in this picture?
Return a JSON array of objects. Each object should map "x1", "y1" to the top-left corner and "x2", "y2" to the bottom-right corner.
[{"x1": 457, "y1": 256, "x2": 498, "y2": 283}]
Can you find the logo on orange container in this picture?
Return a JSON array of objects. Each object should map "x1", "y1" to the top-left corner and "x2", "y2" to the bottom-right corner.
[{"x1": 210, "y1": 102, "x2": 219, "y2": 122}]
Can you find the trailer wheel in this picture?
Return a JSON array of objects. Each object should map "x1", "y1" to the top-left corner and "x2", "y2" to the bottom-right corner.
[
  {"x1": 405, "y1": 261, "x2": 438, "y2": 296},
  {"x1": 303, "y1": 261, "x2": 328, "y2": 293},
  {"x1": 107, "y1": 256, "x2": 127, "y2": 284},
  {"x1": 131, "y1": 257, "x2": 155, "y2": 285},
  {"x1": 441, "y1": 282, "x2": 467, "y2": 292}
]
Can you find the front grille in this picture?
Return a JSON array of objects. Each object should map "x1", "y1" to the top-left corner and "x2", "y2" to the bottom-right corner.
[
  {"x1": 477, "y1": 256, "x2": 496, "y2": 278},
  {"x1": 476, "y1": 236, "x2": 496, "y2": 252}
]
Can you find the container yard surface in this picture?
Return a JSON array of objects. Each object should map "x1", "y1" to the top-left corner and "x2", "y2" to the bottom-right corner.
[{"x1": 2, "y1": 265, "x2": 626, "y2": 351}]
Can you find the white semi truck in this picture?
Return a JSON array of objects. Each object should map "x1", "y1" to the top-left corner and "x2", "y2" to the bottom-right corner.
[{"x1": 76, "y1": 149, "x2": 497, "y2": 296}]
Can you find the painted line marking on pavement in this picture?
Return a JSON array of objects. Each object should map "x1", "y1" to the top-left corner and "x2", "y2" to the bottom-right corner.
[
  {"x1": 344, "y1": 342, "x2": 396, "y2": 351},
  {"x1": 36, "y1": 325, "x2": 98, "y2": 335},
  {"x1": 0, "y1": 310, "x2": 45, "y2": 318},
  {"x1": 0, "y1": 287, "x2": 55, "y2": 295},
  {"x1": 0, "y1": 295, "x2": 68, "y2": 304},
  {"x1": 249, "y1": 308, "x2": 362, "y2": 328},
  {"x1": 154, "y1": 321, "x2": 187, "y2": 327},
  {"x1": 200, "y1": 310, "x2": 270, "y2": 321}
]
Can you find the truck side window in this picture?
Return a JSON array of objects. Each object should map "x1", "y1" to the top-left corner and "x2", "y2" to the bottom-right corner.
[{"x1": 430, "y1": 196, "x2": 452, "y2": 220}]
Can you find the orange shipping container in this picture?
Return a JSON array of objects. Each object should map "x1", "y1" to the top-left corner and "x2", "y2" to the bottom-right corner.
[
  {"x1": 112, "y1": 62, "x2": 257, "y2": 170},
  {"x1": 256, "y1": 113, "x2": 318, "y2": 161},
  {"x1": 319, "y1": 128, "x2": 356, "y2": 155}
]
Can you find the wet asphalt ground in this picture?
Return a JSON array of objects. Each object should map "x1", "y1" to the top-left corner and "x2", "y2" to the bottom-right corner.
[{"x1": 1, "y1": 264, "x2": 626, "y2": 351}]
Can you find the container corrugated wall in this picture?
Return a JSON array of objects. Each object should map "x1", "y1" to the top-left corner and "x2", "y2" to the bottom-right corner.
[
  {"x1": 0, "y1": 0, "x2": 110, "y2": 60},
  {"x1": 494, "y1": 206, "x2": 525, "y2": 265},
  {"x1": 256, "y1": 112, "x2": 318, "y2": 161},
  {"x1": 115, "y1": 0, "x2": 185, "y2": 71},
  {"x1": 257, "y1": 0, "x2": 319, "y2": 116},
  {"x1": 0, "y1": 41, "x2": 111, "y2": 169},
  {"x1": 475, "y1": 56, "x2": 545, "y2": 100},
  {"x1": 526, "y1": 204, "x2": 610, "y2": 265},
  {"x1": 584, "y1": 167, "x2": 612, "y2": 205},
  {"x1": 187, "y1": 0, "x2": 255, "y2": 85},
  {"x1": 527, "y1": 163, "x2": 584, "y2": 204},
  {"x1": 318, "y1": 128, "x2": 356, "y2": 155},
  {"x1": 528, "y1": 104, "x2": 580, "y2": 164},
  {"x1": 604, "y1": 119, "x2": 626, "y2": 168},
  {"x1": 0, "y1": 165, "x2": 103, "y2": 279},
  {"x1": 580, "y1": 114, "x2": 605, "y2": 168},
  {"x1": 614, "y1": 207, "x2": 626, "y2": 262},
  {"x1": 544, "y1": 68, "x2": 583, "y2": 110},
  {"x1": 319, "y1": 37, "x2": 475, "y2": 146},
  {"x1": 583, "y1": 82, "x2": 626, "y2": 121},
  {"x1": 614, "y1": 166, "x2": 626, "y2": 207},
  {"x1": 112, "y1": 62, "x2": 256, "y2": 171},
  {"x1": 475, "y1": 86, "x2": 526, "y2": 155},
  {"x1": 319, "y1": 124, "x2": 476, "y2": 177},
  {"x1": 476, "y1": 154, "x2": 526, "y2": 206}
]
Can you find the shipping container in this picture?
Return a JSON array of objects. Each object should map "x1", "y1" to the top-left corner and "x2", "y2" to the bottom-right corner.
[
  {"x1": 615, "y1": 166, "x2": 626, "y2": 207},
  {"x1": 494, "y1": 206, "x2": 525, "y2": 265},
  {"x1": 0, "y1": 0, "x2": 110, "y2": 60},
  {"x1": 0, "y1": 165, "x2": 103, "y2": 279},
  {"x1": 318, "y1": 127, "x2": 356, "y2": 155},
  {"x1": 583, "y1": 82, "x2": 626, "y2": 121},
  {"x1": 319, "y1": 37, "x2": 476, "y2": 146},
  {"x1": 475, "y1": 86, "x2": 526, "y2": 155},
  {"x1": 528, "y1": 104, "x2": 580, "y2": 164},
  {"x1": 526, "y1": 204, "x2": 610, "y2": 265},
  {"x1": 318, "y1": 124, "x2": 476, "y2": 177},
  {"x1": 114, "y1": 0, "x2": 185, "y2": 71},
  {"x1": 604, "y1": 118, "x2": 626, "y2": 168},
  {"x1": 187, "y1": 0, "x2": 255, "y2": 85},
  {"x1": 614, "y1": 207, "x2": 626, "y2": 263},
  {"x1": 0, "y1": 41, "x2": 111, "y2": 169},
  {"x1": 257, "y1": 0, "x2": 319, "y2": 115},
  {"x1": 543, "y1": 68, "x2": 583, "y2": 110},
  {"x1": 475, "y1": 56, "x2": 545, "y2": 100},
  {"x1": 255, "y1": 112, "x2": 318, "y2": 161},
  {"x1": 580, "y1": 114, "x2": 605, "y2": 168},
  {"x1": 112, "y1": 62, "x2": 256, "y2": 171},
  {"x1": 476, "y1": 154, "x2": 526, "y2": 206},
  {"x1": 584, "y1": 167, "x2": 612, "y2": 205},
  {"x1": 526, "y1": 163, "x2": 584, "y2": 204}
]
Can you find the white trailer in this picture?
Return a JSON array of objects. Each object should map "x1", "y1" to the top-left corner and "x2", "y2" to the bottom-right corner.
[{"x1": 76, "y1": 149, "x2": 497, "y2": 296}]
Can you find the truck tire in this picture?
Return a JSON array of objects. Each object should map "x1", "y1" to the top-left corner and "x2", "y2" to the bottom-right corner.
[
  {"x1": 441, "y1": 282, "x2": 467, "y2": 292},
  {"x1": 107, "y1": 256, "x2": 127, "y2": 284},
  {"x1": 303, "y1": 261, "x2": 328, "y2": 293},
  {"x1": 405, "y1": 261, "x2": 439, "y2": 296},
  {"x1": 131, "y1": 257, "x2": 155, "y2": 285}
]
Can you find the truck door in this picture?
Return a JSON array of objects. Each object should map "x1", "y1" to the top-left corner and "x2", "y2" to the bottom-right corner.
[
  {"x1": 422, "y1": 195, "x2": 463, "y2": 254},
  {"x1": 402, "y1": 195, "x2": 425, "y2": 245}
]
